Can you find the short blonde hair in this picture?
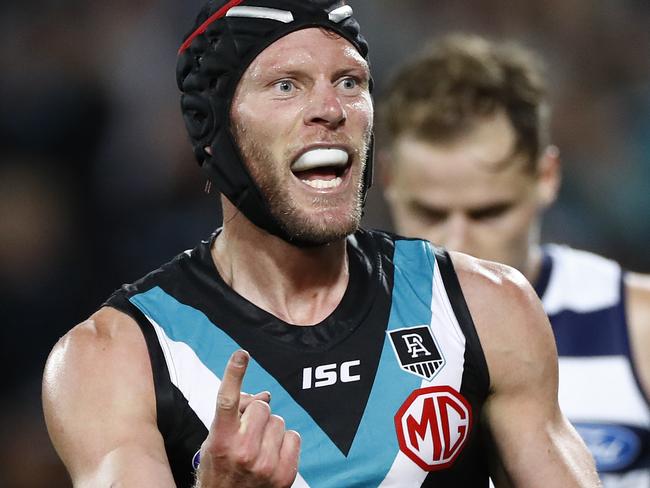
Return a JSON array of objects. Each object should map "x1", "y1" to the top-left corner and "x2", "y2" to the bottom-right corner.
[{"x1": 379, "y1": 33, "x2": 550, "y2": 170}]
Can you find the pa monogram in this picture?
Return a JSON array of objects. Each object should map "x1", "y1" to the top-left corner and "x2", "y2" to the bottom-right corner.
[{"x1": 388, "y1": 325, "x2": 445, "y2": 381}]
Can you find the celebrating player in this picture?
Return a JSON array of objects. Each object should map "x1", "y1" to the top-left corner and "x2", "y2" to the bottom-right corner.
[{"x1": 43, "y1": 3, "x2": 600, "y2": 487}]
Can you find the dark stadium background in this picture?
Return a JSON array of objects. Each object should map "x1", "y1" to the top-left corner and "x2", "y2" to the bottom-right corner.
[{"x1": 1, "y1": 1, "x2": 648, "y2": 486}]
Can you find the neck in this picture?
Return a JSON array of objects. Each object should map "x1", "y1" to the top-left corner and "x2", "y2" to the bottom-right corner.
[{"x1": 212, "y1": 200, "x2": 350, "y2": 326}]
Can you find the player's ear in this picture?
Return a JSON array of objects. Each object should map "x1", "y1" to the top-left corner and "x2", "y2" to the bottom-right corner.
[{"x1": 536, "y1": 145, "x2": 561, "y2": 208}]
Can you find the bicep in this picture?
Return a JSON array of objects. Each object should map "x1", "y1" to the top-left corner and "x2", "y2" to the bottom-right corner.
[
  {"x1": 43, "y1": 311, "x2": 176, "y2": 487},
  {"x1": 453, "y1": 253, "x2": 599, "y2": 487}
]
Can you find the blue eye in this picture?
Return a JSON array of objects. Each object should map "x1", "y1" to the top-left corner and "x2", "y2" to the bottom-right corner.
[
  {"x1": 341, "y1": 78, "x2": 357, "y2": 89},
  {"x1": 276, "y1": 80, "x2": 295, "y2": 93}
]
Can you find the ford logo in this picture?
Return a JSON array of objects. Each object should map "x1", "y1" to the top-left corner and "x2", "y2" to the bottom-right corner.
[{"x1": 574, "y1": 423, "x2": 642, "y2": 472}]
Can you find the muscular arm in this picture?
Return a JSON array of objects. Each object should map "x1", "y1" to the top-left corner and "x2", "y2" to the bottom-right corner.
[
  {"x1": 625, "y1": 272, "x2": 650, "y2": 401},
  {"x1": 42, "y1": 307, "x2": 176, "y2": 487},
  {"x1": 451, "y1": 252, "x2": 600, "y2": 487}
]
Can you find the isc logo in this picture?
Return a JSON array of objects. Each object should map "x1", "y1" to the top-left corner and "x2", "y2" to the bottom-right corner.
[{"x1": 302, "y1": 360, "x2": 361, "y2": 389}]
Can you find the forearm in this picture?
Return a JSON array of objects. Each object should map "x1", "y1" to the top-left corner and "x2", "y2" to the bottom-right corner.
[
  {"x1": 496, "y1": 415, "x2": 600, "y2": 488},
  {"x1": 542, "y1": 419, "x2": 600, "y2": 488}
]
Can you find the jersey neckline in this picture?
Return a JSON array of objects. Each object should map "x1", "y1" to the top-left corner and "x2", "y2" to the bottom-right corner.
[{"x1": 189, "y1": 228, "x2": 384, "y2": 350}]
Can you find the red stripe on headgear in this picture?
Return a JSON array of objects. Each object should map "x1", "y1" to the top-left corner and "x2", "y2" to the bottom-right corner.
[{"x1": 178, "y1": 0, "x2": 245, "y2": 54}]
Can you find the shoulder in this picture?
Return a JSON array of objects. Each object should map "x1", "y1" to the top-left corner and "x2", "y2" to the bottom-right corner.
[
  {"x1": 42, "y1": 307, "x2": 176, "y2": 484},
  {"x1": 624, "y1": 272, "x2": 650, "y2": 399},
  {"x1": 44, "y1": 306, "x2": 150, "y2": 380},
  {"x1": 43, "y1": 306, "x2": 153, "y2": 397},
  {"x1": 451, "y1": 250, "x2": 545, "y2": 329},
  {"x1": 42, "y1": 307, "x2": 156, "y2": 471},
  {"x1": 43, "y1": 306, "x2": 155, "y2": 418},
  {"x1": 449, "y1": 251, "x2": 558, "y2": 391}
]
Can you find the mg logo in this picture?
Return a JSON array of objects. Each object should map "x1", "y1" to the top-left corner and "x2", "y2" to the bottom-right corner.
[{"x1": 395, "y1": 386, "x2": 472, "y2": 471}]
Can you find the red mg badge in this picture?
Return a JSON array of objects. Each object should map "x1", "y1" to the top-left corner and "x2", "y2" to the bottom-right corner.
[{"x1": 394, "y1": 386, "x2": 472, "y2": 471}]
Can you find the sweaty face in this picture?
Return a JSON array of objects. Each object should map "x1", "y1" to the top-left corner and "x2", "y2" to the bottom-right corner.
[
  {"x1": 385, "y1": 111, "x2": 552, "y2": 272},
  {"x1": 230, "y1": 28, "x2": 373, "y2": 245}
]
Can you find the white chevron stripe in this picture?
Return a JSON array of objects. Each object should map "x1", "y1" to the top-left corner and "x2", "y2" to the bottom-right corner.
[
  {"x1": 145, "y1": 314, "x2": 310, "y2": 487},
  {"x1": 147, "y1": 315, "x2": 220, "y2": 429},
  {"x1": 379, "y1": 244, "x2": 468, "y2": 486}
]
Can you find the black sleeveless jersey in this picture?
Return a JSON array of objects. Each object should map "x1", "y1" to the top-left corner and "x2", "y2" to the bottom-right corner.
[{"x1": 105, "y1": 228, "x2": 491, "y2": 487}]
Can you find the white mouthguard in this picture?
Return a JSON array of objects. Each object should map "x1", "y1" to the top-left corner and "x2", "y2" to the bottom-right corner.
[{"x1": 291, "y1": 148, "x2": 349, "y2": 172}]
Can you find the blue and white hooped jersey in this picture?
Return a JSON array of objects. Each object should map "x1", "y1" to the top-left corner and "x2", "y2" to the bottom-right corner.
[
  {"x1": 536, "y1": 244, "x2": 650, "y2": 487},
  {"x1": 105, "y1": 229, "x2": 490, "y2": 487}
]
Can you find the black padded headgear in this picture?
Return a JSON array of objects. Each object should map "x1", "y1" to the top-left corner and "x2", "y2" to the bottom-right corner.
[{"x1": 176, "y1": 0, "x2": 373, "y2": 245}]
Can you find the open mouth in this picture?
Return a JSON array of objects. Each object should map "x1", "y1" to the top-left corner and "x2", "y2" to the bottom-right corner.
[{"x1": 290, "y1": 148, "x2": 351, "y2": 190}]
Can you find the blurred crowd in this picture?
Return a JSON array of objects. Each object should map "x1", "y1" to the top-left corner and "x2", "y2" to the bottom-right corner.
[{"x1": 1, "y1": 1, "x2": 648, "y2": 486}]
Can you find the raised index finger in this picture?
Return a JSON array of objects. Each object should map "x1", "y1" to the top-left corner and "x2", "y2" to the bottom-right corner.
[{"x1": 213, "y1": 349, "x2": 249, "y2": 435}]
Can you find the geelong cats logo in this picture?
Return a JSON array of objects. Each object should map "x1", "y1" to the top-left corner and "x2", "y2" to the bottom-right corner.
[
  {"x1": 388, "y1": 325, "x2": 445, "y2": 381},
  {"x1": 395, "y1": 386, "x2": 472, "y2": 471}
]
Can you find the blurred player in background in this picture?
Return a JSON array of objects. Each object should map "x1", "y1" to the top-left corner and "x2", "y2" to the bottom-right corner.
[{"x1": 380, "y1": 33, "x2": 650, "y2": 487}]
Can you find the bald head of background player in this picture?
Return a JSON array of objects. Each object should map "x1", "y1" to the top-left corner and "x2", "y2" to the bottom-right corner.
[{"x1": 380, "y1": 33, "x2": 650, "y2": 485}]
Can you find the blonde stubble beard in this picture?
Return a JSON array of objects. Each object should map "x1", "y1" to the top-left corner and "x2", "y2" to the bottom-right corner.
[{"x1": 232, "y1": 127, "x2": 371, "y2": 246}]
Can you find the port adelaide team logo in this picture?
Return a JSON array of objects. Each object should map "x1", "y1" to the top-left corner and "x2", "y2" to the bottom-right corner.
[{"x1": 388, "y1": 325, "x2": 445, "y2": 381}]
